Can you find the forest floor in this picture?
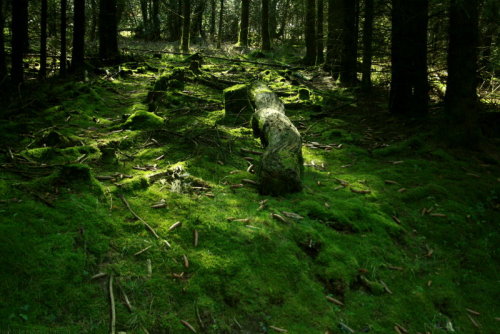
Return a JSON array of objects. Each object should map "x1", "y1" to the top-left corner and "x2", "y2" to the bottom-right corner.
[{"x1": 0, "y1": 46, "x2": 499, "y2": 333}]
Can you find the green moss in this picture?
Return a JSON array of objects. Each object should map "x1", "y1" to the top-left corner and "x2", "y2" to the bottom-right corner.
[{"x1": 121, "y1": 110, "x2": 164, "y2": 130}]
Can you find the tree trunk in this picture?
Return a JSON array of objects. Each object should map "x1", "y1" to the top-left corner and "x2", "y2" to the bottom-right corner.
[
  {"x1": 262, "y1": 0, "x2": 271, "y2": 50},
  {"x1": 151, "y1": 0, "x2": 160, "y2": 40},
  {"x1": 99, "y1": 0, "x2": 119, "y2": 61},
  {"x1": 89, "y1": 0, "x2": 98, "y2": 41},
  {"x1": 339, "y1": 0, "x2": 357, "y2": 86},
  {"x1": 324, "y1": 0, "x2": 342, "y2": 78},
  {"x1": 217, "y1": 0, "x2": 223, "y2": 48},
  {"x1": 0, "y1": 0, "x2": 8, "y2": 81},
  {"x1": 11, "y1": 0, "x2": 28, "y2": 84},
  {"x1": 140, "y1": 0, "x2": 149, "y2": 37},
  {"x1": 316, "y1": 0, "x2": 324, "y2": 64},
  {"x1": 237, "y1": 0, "x2": 250, "y2": 47},
  {"x1": 60, "y1": 0, "x2": 67, "y2": 76},
  {"x1": 303, "y1": 0, "x2": 316, "y2": 65},
  {"x1": 181, "y1": 0, "x2": 191, "y2": 52},
  {"x1": 39, "y1": 0, "x2": 48, "y2": 79},
  {"x1": 361, "y1": 0, "x2": 373, "y2": 91},
  {"x1": 269, "y1": 0, "x2": 277, "y2": 40},
  {"x1": 445, "y1": 0, "x2": 480, "y2": 144},
  {"x1": 71, "y1": 0, "x2": 85, "y2": 75},
  {"x1": 210, "y1": 0, "x2": 216, "y2": 39},
  {"x1": 249, "y1": 82, "x2": 303, "y2": 195},
  {"x1": 389, "y1": 0, "x2": 428, "y2": 115}
]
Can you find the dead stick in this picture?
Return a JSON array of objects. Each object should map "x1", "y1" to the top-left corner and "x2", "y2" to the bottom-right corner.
[
  {"x1": 109, "y1": 275, "x2": 116, "y2": 334},
  {"x1": 119, "y1": 194, "x2": 160, "y2": 239}
]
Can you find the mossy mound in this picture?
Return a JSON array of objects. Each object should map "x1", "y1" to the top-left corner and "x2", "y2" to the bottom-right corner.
[
  {"x1": 21, "y1": 146, "x2": 98, "y2": 165},
  {"x1": 121, "y1": 110, "x2": 164, "y2": 130}
]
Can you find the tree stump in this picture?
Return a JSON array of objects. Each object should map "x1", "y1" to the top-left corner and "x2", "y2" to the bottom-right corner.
[{"x1": 249, "y1": 82, "x2": 303, "y2": 195}]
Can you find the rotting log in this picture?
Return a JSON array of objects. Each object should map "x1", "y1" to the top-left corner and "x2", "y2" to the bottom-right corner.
[{"x1": 249, "y1": 82, "x2": 303, "y2": 195}]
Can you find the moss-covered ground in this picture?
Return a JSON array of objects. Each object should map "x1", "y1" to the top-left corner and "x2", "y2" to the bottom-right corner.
[{"x1": 0, "y1": 49, "x2": 499, "y2": 333}]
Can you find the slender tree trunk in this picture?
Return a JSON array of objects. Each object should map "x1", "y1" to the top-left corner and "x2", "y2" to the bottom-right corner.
[
  {"x1": 0, "y1": 0, "x2": 8, "y2": 81},
  {"x1": 389, "y1": 0, "x2": 428, "y2": 114},
  {"x1": 181, "y1": 0, "x2": 191, "y2": 52},
  {"x1": 262, "y1": 0, "x2": 271, "y2": 50},
  {"x1": 99, "y1": 0, "x2": 119, "y2": 61},
  {"x1": 60, "y1": 0, "x2": 67, "y2": 76},
  {"x1": 339, "y1": 0, "x2": 357, "y2": 85},
  {"x1": 11, "y1": 0, "x2": 28, "y2": 84},
  {"x1": 237, "y1": 0, "x2": 250, "y2": 47},
  {"x1": 361, "y1": 0, "x2": 373, "y2": 91},
  {"x1": 303, "y1": 0, "x2": 316, "y2": 65},
  {"x1": 316, "y1": 0, "x2": 324, "y2": 64},
  {"x1": 210, "y1": 0, "x2": 216, "y2": 38},
  {"x1": 71, "y1": 0, "x2": 85, "y2": 75},
  {"x1": 89, "y1": 0, "x2": 98, "y2": 41},
  {"x1": 269, "y1": 0, "x2": 277, "y2": 40},
  {"x1": 40, "y1": 0, "x2": 48, "y2": 78},
  {"x1": 445, "y1": 0, "x2": 480, "y2": 143},
  {"x1": 140, "y1": 0, "x2": 149, "y2": 37},
  {"x1": 325, "y1": 0, "x2": 342, "y2": 78},
  {"x1": 152, "y1": 0, "x2": 160, "y2": 40},
  {"x1": 217, "y1": 0, "x2": 223, "y2": 48}
]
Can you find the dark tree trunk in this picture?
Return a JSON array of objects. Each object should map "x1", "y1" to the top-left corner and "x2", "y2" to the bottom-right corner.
[
  {"x1": 210, "y1": 0, "x2": 216, "y2": 38},
  {"x1": 181, "y1": 0, "x2": 191, "y2": 52},
  {"x1": 389, "y1": 0, "x2": 428, "y2": 115},
  {"x1": 262, "y1": 0, "x2": 271, "y2": 50},
  {"x1": 237, "y1": 0, "x2": 250, "y2": 47},
  {"x1": 339, "y1": 0, "x2": 357, "y2": 86},
  {"x1": 361, "y1": 0, "x2": 373, "y2": 91},
  {"x1": 151, "y1": 0, "x2": 160, "y2": 40},
  {"x1": 99, "y1": 0, "x2": 119, "y2": 61},
  {"x1": 0, "y1": 0, "x2": 8, "y2": 81},
  {"x1": 316, "y1": 0, "x2": 324, "y2": 64},
  {"x1": 71, "y1": 0, "x2": 85, "y2": 75},
  {"x1": 217, "y1": 0, "x2": 223, "y2": 48},
  {"x1": 11, "y1": 0, "x2": 28, "y2": 84},
  {"x1": 89, "y1": 0, "x2": 98, "y2": 41},
  {"x1": 40, "y1": 0, "x2": 48, "y2": 79},
  {"x1": 269, "y1": 0, "x2": 277, "y2": 40},
  {"x1": 324, "y1": 0, "x2": 342, "y2": 78},
  {"x1": 445, "y1": 0, "x2": 480, "y2": 143},
  {"x1": 140, "y1": 0, "x2": 149, "y2": 37},
  {"x1": 303, "y1": 0, "x2": 316, "y2": 65},
  {"x1": 60, "y1": 0, "x2": 67, "y2": 76},
  {"x1": 190, "y1": 0, "x2": 205, "y2": 41}
]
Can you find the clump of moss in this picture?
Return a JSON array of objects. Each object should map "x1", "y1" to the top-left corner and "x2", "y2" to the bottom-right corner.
[{"x1": 121, "y1": 110, "x2": 164, "y2": 130}]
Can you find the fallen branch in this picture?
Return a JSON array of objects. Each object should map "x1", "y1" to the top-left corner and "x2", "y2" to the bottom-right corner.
[
  {"x1": 119, "y1": 194, "x2": 160, "y2": 239},
  {"x1": 109, "y1": 275, "x2": 116, "y2": 334}
]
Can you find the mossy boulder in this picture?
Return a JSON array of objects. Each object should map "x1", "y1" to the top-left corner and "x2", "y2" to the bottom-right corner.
[{"x1": 121, "y1": 110, "x2": 164, "y2": 130}]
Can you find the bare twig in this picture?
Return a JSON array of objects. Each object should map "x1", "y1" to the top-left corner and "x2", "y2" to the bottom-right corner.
[
  {"x1": 109, "y1": 275, "x2": 116, "y2": 334},
  {"x1": 119, "y1": 194, "x2": 160, "y2": 239}
]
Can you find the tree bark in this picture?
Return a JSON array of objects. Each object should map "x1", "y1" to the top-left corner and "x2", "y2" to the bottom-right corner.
[
  {"x1": 0, "y1": 0, "x2": 5, "y2": 81},
  {"x1": 303, "y1": 0, "x2": 316, "y2": 65},
  {"x1": 210, "y1": 0, "x2": 216, "y2": 38},
  {"x1": 389, "y1": 0, "x2": 428, "y2": 115},
  {"x1": 361, "y1": 0, "x2": 373, "y2": 91},
  {"x1": 11, "y1": 0, "x2": 29, "y2": 84},
  {"x1": 324, "y1": 0, "x2": 342, "y2": 78},
  {"x1": 71, "y1": 0, "x2": 85, "y2": 75},
  {"x1": 445, "y1": 0, "x2": 480, "y2": 143},
  {"x1": 60, "y1": 0, "x2": 67, "y2": 76},
  {"x1": 262, "y1": 0, "x2": 271, "y2": 50},
  {"x1": 316, "y1": 0, "x2": 324, "y2": 64},
  {"x1": 39, "y1": 0, "x2": 48, "y2": 79},
  {"x1": 217, "y1": 0, "x2": 223, "y2": 48},
  {"x1": 237, "y1": 0, "x2": 250, "y2": 47},
  {"x1": 151, "y1": 0, "x2": 160, "y2": 40},
  {"x1": 249, "y1": 82, "x2": 303, "y2": 195},
  {"x1": 181, "y1": 0, "x2": 191, "y2": 52},
  {"x1": 99, "y1": 0, "x2": 120, "y2": 61},
  {"x1": 339, "y1": 0, "x2": 357, "y2": 86}
]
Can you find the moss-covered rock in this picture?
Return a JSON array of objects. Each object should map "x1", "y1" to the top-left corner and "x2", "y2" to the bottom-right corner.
[{"x1": 121, "y1": 110, "x2": 164, "y2": 130}]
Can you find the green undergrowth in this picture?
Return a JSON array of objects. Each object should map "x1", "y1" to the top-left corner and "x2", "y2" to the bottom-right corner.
[{"x1": 0, "y1": 53, "x2": 498, "y2": 333}]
